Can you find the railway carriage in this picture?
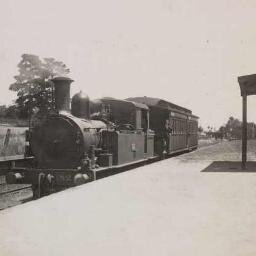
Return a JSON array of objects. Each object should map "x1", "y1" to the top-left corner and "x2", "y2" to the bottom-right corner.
[
  {"x1": 5, "y1": 77, "x2": 198, "y2": 197},
  {"x1": 127, "y1": 97, "x2": 198, "y2": 156}
]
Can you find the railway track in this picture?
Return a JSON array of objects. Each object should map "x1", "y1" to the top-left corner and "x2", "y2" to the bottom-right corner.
[
  {"x1": 0, "y1": 157, "x2": 34, "y2": 210},
  {"x1": 0, "y1": 183, "x2": 31, "y2": 195},
  {"x1": 0, "y1": 180, "x2": 33, "y2": 210}
]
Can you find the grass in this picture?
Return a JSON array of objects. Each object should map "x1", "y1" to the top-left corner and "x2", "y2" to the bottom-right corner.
[{"x1": 0, "y1": 124, "x2": 27, "y2": 158}]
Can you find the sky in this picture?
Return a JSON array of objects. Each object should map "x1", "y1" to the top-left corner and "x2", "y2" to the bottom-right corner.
[{"x1": 1, "y1": 0, "x2": 256, "y2": 129}]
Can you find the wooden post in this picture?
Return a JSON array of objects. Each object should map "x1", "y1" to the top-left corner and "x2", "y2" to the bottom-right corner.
[{"x1": 242, "y1": 95, "x2": 247, "y2": 169}]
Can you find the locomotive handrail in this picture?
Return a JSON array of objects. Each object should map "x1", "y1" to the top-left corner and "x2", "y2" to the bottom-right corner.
[{"x1": 116, "y1": 123, "x2": 135, "y2": 131}]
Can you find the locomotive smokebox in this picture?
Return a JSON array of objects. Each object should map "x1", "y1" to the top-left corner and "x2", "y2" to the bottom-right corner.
[
  {"x1": 71, "y1": 91, "x2": 90, "y2": 119},
  {"x1": 51, "y1": 77, "x2": 74, "y2": 113}
]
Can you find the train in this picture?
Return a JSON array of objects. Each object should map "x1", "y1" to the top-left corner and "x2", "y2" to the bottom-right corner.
[{"x1": 5, "y1": 77, "x2": 198, "y2": 197}]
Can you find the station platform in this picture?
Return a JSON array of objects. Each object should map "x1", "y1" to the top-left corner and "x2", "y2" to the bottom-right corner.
[{"x1": 1, "y1": 140, "x2": 256, "y2": 256}]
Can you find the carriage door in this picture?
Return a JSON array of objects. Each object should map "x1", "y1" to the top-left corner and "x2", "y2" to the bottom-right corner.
[
  {"x1": 141, "y1": 110, "x2": 149, "y2": 153},
  {"x1": 168, "y1": 112, "x2": 174, "y2": 152},
  {"x1": 187, "y1": 116, "x2": 192, "y2": 148}
]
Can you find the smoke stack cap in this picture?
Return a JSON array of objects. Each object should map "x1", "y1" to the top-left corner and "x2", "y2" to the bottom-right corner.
[{"x1": 51, "y1": 76, "x2": 74, "y2": 83}]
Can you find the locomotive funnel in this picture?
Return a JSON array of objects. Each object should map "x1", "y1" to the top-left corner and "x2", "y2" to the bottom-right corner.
[{"x1": 51, "y1": 77, "x2": 74, "y2": 113}]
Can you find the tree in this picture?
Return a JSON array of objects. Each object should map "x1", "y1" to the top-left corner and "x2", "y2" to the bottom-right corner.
[
  {"x1": 217, "y1": 116, "x2": 242, "y2": 139},
  {"x1": 225, "y1": 116, "x2": 242, "y2": 139},
  {"x1": 198, "y1": 126, "x2": 203, "y2": 133},
  {"x1": 9, "y1": 54, "x2": 70, "y2": 118},
  {"x1": 219, "y1": 125, "x2": 226, "y2": 135}
]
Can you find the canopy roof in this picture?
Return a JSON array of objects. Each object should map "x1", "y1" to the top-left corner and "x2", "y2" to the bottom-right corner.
[{"x1": 238, "y1": 74, "x2": 256, "y2": 96}]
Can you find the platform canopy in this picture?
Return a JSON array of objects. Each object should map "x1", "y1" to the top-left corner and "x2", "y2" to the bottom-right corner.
[
  {"x1": 238, "y1": 74, "x2": 256, "y2": 96},
  {"x1": 238, "y1": 74, "x2": 256, "y2": 169}
]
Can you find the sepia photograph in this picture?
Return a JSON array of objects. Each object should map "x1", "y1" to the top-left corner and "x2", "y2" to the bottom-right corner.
[{"x1": 0, "y1": 0, "x2": 256, "y2": 255}]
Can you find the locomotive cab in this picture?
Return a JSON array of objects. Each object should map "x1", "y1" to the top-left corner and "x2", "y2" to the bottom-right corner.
[{"x1": 94, "y1": 98, "x2": 155, "y2": 165}]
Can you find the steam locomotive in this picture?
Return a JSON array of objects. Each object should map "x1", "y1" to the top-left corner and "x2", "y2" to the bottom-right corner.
[{"x1": 6, "y1": 77, "x2": 198, "y2": 197}]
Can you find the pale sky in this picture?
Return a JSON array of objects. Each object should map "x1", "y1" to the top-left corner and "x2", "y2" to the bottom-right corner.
[{"x1": 1, "y1": 0, "x2": 256, "y2": 129}]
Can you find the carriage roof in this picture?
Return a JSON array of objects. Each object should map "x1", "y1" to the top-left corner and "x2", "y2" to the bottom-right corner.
[{"x1": 126, "y1": 97, "x2": 192, "y2": 114}]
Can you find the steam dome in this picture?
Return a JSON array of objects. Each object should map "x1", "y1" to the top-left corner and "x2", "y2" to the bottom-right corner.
[{"x1": 71, "y1": 91, "x2": 90, "y2": 119}]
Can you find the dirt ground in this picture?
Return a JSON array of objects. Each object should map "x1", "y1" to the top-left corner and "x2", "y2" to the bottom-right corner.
[
  {"x1": 183, "y1": 139, "x2": 256, "y2": 161},
  {"x1": 198, "y1": 138, "x2": 221, "y2": 148},
  {"x1": 0, "y1": 140, "x2": 256, "y2": 256}
]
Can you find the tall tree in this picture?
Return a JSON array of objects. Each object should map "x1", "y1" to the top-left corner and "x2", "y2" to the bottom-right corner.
[
  {"x1": 217, "y1": 116, "x2": 242, "y2": 139},
  {"x1": 225, "y1": 116, "x2": 242, "y2": 138},
  {"x1": 9, "y1": 54, "x2": 70, "y2": 118}
]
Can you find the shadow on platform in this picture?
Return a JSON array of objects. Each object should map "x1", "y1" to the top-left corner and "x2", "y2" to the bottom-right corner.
[{"x1": 201, "y1": 161, "x2": 256, "y2": 173}]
